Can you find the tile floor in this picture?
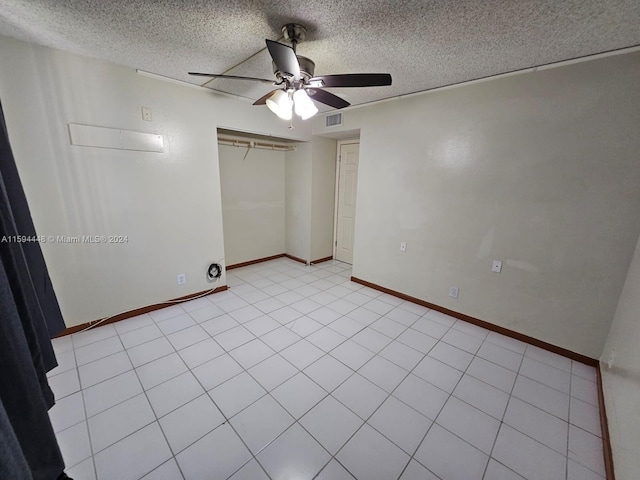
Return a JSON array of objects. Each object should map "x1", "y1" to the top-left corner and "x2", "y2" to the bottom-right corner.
[{"x1": 47, "y1": 258, "x2": 606, "y2": 480}]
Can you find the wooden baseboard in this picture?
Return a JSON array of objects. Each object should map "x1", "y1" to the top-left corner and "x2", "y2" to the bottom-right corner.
[
  {"x1": 226, "y1": 254, "x2": 286, "y2": 270},
  {"x1": 350, "y1": 276, "x2": 597, "y2": 367},
  {"x1": 310, "y1": 256, "x2": 333, "y2": 265},
  {"x1": 284, "y1": 253, "x2": 308, "y2": 265},
  {"x1": 597, "y1": 365, "x2": 616, "y2": 480},
  {"x1": 56, "y1": 286, "x2": 228, "y2": 337}
]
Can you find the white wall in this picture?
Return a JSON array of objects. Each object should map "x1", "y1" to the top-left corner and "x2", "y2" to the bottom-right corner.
[
  {"x1": 600, "y1": 232, "x2": 640, "y2": 479},
  {"x1": 285, "y1": 144, "x2": 312, "y2": 261},
  {"x1": 310, "y1": 136, "x2": 337, "y2": 261},
  {"x1": 0, "y1": 36, "x2": 310, "y2": 327},
  {"x1": 218, "y1": 140, "x2": 285, "y2": 265},
  {"x1": 313, "y1": 51, "x2": 640, "y2": 358}
]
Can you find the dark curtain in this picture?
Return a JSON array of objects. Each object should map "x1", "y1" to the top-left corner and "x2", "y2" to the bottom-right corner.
[{"x1": 0, "y1": 100, "x2": 66, "y2": 479}]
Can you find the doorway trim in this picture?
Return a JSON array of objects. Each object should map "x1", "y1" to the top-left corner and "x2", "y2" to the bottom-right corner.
[{"x1": 333, "y1": 138, "x2": 360, "y2": 262}]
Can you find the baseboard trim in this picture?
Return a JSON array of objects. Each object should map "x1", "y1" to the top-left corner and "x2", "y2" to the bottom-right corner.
[
  {"x1": 350, "y1": 276, "x2": 598, "y2": 367},
  {"x1": 284, "y1": 253, "x2": 308, "y2": 265},
  {"x1": 56, "y1": 286, "x2": 228, "y2": 337},
  {"x1": 310, "y1": 256, "x2": 333, "y2": 265},
  {"x1": 226, "y1": 254, "x2": 286, "y2": 270},
  {"x1": 597, "y1": 365, "x2": 616, "y2": 480}
]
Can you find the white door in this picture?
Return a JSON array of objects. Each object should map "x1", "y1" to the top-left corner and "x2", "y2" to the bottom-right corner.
[{"x1": 335, "y1": 142, "x2": 360, "y2": 264}]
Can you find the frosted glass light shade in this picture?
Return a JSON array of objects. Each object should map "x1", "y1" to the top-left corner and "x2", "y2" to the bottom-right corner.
[
  {"x1": 293, "y1": 89, "x2": 318, "y2": 120},
  {"x1": 266, "y1": 90, "x2": 293, "y2": 120}
]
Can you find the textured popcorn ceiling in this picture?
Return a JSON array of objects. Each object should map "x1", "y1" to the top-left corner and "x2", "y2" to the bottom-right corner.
[{"x1": 1, "y1": 0, "x2": 639, "y2": 110}]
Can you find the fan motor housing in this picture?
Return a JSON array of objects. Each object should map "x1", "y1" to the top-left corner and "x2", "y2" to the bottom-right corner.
[{"x1": 273, "y1": 55, "x2": 315, "y2": 84}]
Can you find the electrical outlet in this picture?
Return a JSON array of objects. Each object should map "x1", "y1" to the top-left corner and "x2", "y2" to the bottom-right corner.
[
  {"x1": 492, "y1": 260, "x2": 502, "y2": 273},
  {"x1": 449, "y1": 286, "x2": 459, "y2": 298},
  {"x1": 400, "y1": 242, "x2": 407, "y2": 252},
  {"x1": 177, "y1": 273, "x2": 186, "y2": 285},
  {"x1": 142, "y1": 106, "x2": 152, "y2": 121},
  {"x1": 607, "y1": 349, "x2": 616, "y2": 369}
]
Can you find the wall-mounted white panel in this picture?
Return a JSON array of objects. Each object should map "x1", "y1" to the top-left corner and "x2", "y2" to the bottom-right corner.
[{"x1": 68, "y1": 123, "x2": 164, "y2": 152}]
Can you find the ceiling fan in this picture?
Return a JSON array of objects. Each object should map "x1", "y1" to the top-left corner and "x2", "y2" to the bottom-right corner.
[{"x1": 189, "y1": 24, "x2": 392, "y2": 121}]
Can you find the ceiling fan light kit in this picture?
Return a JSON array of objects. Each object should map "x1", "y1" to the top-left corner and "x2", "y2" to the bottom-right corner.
[{"x1": 189, "y1": 23, "x2": 392, "y2": 122}]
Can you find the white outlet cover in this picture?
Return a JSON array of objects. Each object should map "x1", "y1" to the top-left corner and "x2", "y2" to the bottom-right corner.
[
  {"x1": 400, "y1": 242, "x2": 407, "y2": 252},
  {"x1": 492, "y1": 260, "x2": 502, "y2": 273},
  {"x1": 449, "y1": 286, "x2": 459, "y2": 298},
  {"x1": 177, "y1": 274, "x2": 186, "y2": 285}
]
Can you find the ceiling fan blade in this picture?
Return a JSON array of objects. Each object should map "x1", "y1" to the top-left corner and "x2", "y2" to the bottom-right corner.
[
  {"x1": 188, "y1": 72, "x2": 275, "y2": 84},
  {"x1": 309, "y1": 73, "x2": 392, "y2": 88},
  {"x1": 265, "y1": 39, "x2": 301, "y2": 80},
  {"x1": 306, "y1": 88, "x2": 350, "y2": 109},
  {"x1": 253, "y1": 89, "x2": 280, "y2": 106}
]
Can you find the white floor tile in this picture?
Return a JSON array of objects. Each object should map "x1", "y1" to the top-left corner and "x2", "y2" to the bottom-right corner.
[
  {"x1": 248, "y1": 354, "x2": 298, "y2": 391},
  {"x1": 230, "y1": 395, "x2": 294, "y2": 454},
  {"x1": 428, "y1": 340, "x2": 474, "y2": 371},
  {"x1": 368, "y1": 395, "x2": 432, "y2": 454},
  {"x1": 413, "y1": 355, "x2": 463, "y2": 393},
  {"x1": 213, "y1": 325, "x2": 255, "y2": 351},
  {"x1": 308, "y1": 306, "x2": 343, "y2": 325},
  {"x1": 192, "y1": 353, "x2": 243, "y2": 390},
  {"x1": 503, "y1": 396, "x2": 568, "y2": 454},
  {"x1": 384, "y1": 307, "x2": 421, "y2": 327},
  {"x1": 88, "y1": 393, "x2": 155, "y2": 452},
  {"x1": 166, "y1": 325, "x2": 209, "y2": 350},
  {"x1": 180, "y1": 297, "x2": 215, "y2": 313},
  {"x1": 187, "y1": 303, "x2": 225, "y2": 323},
  {"x1": 451, "y1": 319, "x2": 489, "y2": 339},
  {"x1": 48, "y1": 350, "x2": 77, "y2": 377},
  {"x1": 568, "y1": 459, "x2": 605, "y2": 480},
  {"x1": 78, "y1": 351, "x2": 132, "y2": 388},
  {"x1": 113, "y1": 314, "x2": 154, "y2": 335},
  {"x1": 568, "y1": 424, "x2": 605, "y2": 475},
  {"x1": 304, "y1": 354, "x2": 353, "y2": 392},
  {"x1": 176, "y1": 423, "x2": 251, "y2": 480},
  {"x1": 414, "y1": 424, "x2": 488, "y2": 480},
  {"x1": 410, "y1": 317, "x2": 450, "y2": 339},
  {"x1": 398, "y1": 460, "x2": 440, "y2": 480},
  {"x1": 260, "y1": 326, "x2": 301, "y2": 351},
  {"x1": 483, "y1": 459, "x2": 526, "y2": 479},
  {"x1": 520, "y1": 356, "x2": 571, "y2": 394},
  {"x1": 570, "y1": 396, "x2": 602, "y2": 436},
  {"x1": 75, "y1": 336, "x2": 124, "y2": 366},
  {"x1": 346, "y1": 306, "x2": 381, "y2": 326},
  {"x1": 370, "y1": 316, "x2": 407, "y2": 338},
  {"x1": 571, "y1": 361, "x2": 597, "y2": 382},
  {"x1": 52, "y1": 335, "x2": 74, "y2": 355},
  {"x1": 65, "y1": 457, "x2": 96, "y2": 480},
  {"x1": 199, "y1": 314, "x2": 239, "y2": 336},
  {"x1": 330, "y1": 339, "x2": 376, "y2": 370},
  {"x1": 229, "y1": 338, "x2": 274, "y2": 369},
  {"x1": 393, "y1": 374, "x2": 449, "y2": 420},
  {"x1": 83, "y1": 370, "x2": 143, "y2": 418},
  {"x1": 271, "y1": 372, "x2": 327, "y2": 418},
  {"x1": 229, "y1": 304, "x2": 265, "y2": 323},
  {"x1": 72, "y1": 325, "x2": 118, "y2": 349},
  {"x1": 292, "y1": 298, "x2": 323, "y2": 315},
  {"x1": 306, "y1": 326, "x2": 347, "y2": 352},
  {"x1": 141, "y1": 459, "x2": 184, "y2": 480},
  {"x1": 156, "y1": 314, "x2": 197, "y2": 336},
  {"x1": 127, "y1": 337, "x2": 175, "y2": 368},
  {"x1": 436, "y1": 396, "x2": 500, "y2": 454},
  {"x1": 120, "y1": 324, "x2": 164, "y2": 349},
  {"x1": 571, "y1": 374, "x2": 599, "y2": 406},
  {"x1": 485, "y1": 331, "x2": 528, "y2": 354},
  {"x1": 452, "y1": 374, "x2": 510, "y2": 420},
  {"x1": 316, "y1": 460, "x2": 357, "y2": 480},
  {"x1": 243, "y1": 315, "x2": 280, "y2": 336},
  {"x1": 159, "y1": 394, "x2": 225, "y2": 454},
  {"x1": 228, "y1": 459, "x2": 269, "y2": 480},
  {"x1": 423, "y1": 310, "x2": 457, "y2": 327},
  {"x1": 177, "y1": 338, "x2": 223, "y2": 369},
  {"x1": 492, "y1": 424, "x2": 567, "y2": 480},
  {"x1": 338, "y1": 424, "x2": 410, "y2": 480},
  {"x1": 136, "y1": 353, "x2": 188, "y2": 390},
  {"x1": 209, "y1": 372, "x2": 266, "y2": 418},
  {"x1": 525, "y1": 345, "x2": 572, "y2": 372},
  {"x1": 362, "y1": 298, "x2": 395, "y2": 316},
  {"x1": 279, "y1": 339, "x2": 324, "y2": 369},
  {"x1": 149, "y1": 305, "x2": 185, "y2": 323},
  {"x1": 257, "y1": 424, "x2": 330, "y2": 480},
  {"x1": 49, "y1": 391, "x2": 86, "y2": 433},
  {"x1": 329, "y1": 316, "x2": 365, "y2": 337},
  {"x1": 351, "y1": 328, "x2": 393, "y2": 353},
  {"x1": 396, "y1": 328, "x2": 438, "y2": 354},
  {"x1": 56, "y1": 421, "x2": 92, "y2": 469},
  {"x1": 359, "y1": 355, "x2": 407, "y2": 393},
  {"x1": 300, "y1": 396, "x2": 363, "y2": 454},
  {"x1": 253, "y1": 297, "x2": 287, "y2": 314},
  {"x1": 287, "y1": 315, "x2": 323, "y2": 337},
  {"x1": 467, "y1": 356, "x2": 517, "y2": 393},
  {"x1": 477, "y1": 340, "x2": 523, "y2": 372},
  {"x1": 332, "y1": 373, "x2": 387, "y2": 420},
  {"x1": 94, "y1": 422, "x2": 171, "y2": 480},
  {"x1": 441, "y1": 328, "x2": 484, "y2": 354},
  {"x1": 147, "y1": 371, "x2": 204, "y2": 417},
  {"x1": 379, "y1": 341, "x2": 424, "y2": 371},
  {"x1": 512, "y1": 375, "x2": 570, "y2": 420},
  {"x1": 49, "y1": 368, "x2": 81, "y2": 400}
]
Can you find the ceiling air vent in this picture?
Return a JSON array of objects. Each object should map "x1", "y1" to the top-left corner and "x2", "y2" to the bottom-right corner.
[{"x1": 325, "y1": 112, "x2": 343, "y2": 128}]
